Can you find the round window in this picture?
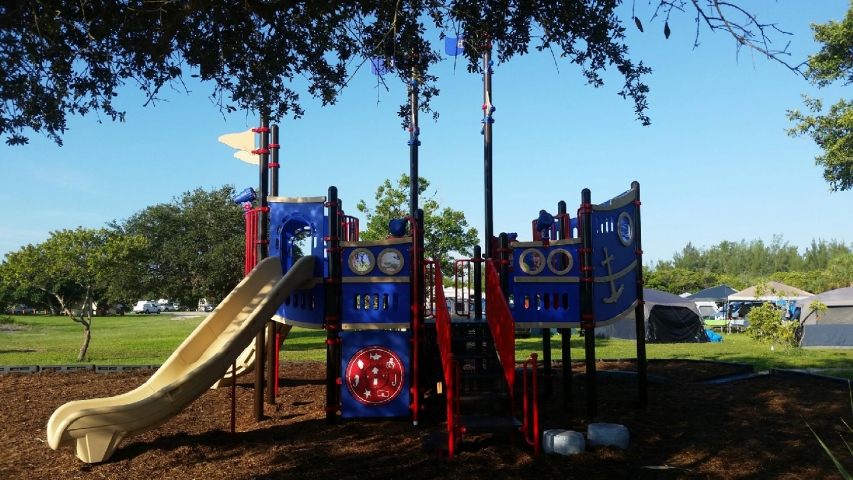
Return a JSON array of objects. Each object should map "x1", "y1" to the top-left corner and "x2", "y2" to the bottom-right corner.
[
  {"x1": 377, "y1": 248, "x2": 405, "y2": 275},
  {"x1": 618, "y1": 212, "x2": 634, "y2": 247},
  {"x1": 519, "y1": 248, "x2": 546, "y2": 275},
  {"x1": 547, "y1": 248, "x2": 574, "y2": 275},
  {"x1": 348, "y1": 248, "x2": 375, "y2": 275}
]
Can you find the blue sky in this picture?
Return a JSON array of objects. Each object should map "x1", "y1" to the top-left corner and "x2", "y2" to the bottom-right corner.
[{"x1": 1, "y1": 1, "x2": 851, "y2": 266}]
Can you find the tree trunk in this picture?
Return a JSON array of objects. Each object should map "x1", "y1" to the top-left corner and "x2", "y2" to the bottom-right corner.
[
  {"x1": 77, "y1": 321, "x2": 91, "y2": 361},
  {"x1": 77, "y1": 287, "x2": 93, "y2": 361}
]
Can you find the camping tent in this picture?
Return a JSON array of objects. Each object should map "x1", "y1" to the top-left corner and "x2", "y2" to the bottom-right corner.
[
  {"x1": 595, "y1": 289, "x2": 709, "y2": 343},
  {"x1": 728, "y1": 282, "x2": 813, "y2": 302},
  {"x1": 688, "y1": 285, "x2": 737, "y2": 302},
  {"x1": 795, "y1": 286, "x2": 853, "y2": 348}
]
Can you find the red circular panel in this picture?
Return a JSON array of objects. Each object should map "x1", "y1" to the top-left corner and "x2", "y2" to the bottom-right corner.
[{"x1": 345, "y1": 346, "x2": 405, "y2": 406}]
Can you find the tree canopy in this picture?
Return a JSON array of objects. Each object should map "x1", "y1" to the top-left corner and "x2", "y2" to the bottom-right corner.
[
  {"x1": 356, "y1": 174, "x2": 478, "y2": 275},
  {"x1": 648, "y1": 236, "x2": 853, "y2": 295},
  {"x1": 0, "y1": 228, "x2": 146, "y2": 360},
  {"x1": 2, "y1": 0, "x2": 798, "y2": 146},
  {"x1": 111, "y1": 185, "x2": 246, "y2": 305},
  {"x1": 786, "y1": 3, "x2": 853, "y2": 192}
]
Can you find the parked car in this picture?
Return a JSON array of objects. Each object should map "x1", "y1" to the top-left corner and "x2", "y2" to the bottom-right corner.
[
  {"x1": 9, "y1": 305, "x2": 36, "y2": 314},
  {"x1": 158, "y1": 303, "x2": 176, "y2": 312},
  {"x1": 133, "y1": 301, "x2": 161, "y2": 314},
  {"x1": 198, "y1": 299, "x2": 214, "y2": 312}
]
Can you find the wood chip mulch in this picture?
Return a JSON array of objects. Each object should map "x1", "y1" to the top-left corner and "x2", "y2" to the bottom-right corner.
[{"x1": 1, "y1": 360, "x2": 851, "y2": 479}]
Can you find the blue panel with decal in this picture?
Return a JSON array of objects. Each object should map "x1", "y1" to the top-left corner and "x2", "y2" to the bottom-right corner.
[
  {"x1": 508, "y1": 242, "x2": 581, "y2": 326},
  {"x1": 341, "y1": 330, "x2": 411, "y2": 418},
  {"x1": 342, "y1": 242, "x2": 411, "y2": 325},
  {"x1": 590, "y1": 189, "x2": 639, "y2": 324}
]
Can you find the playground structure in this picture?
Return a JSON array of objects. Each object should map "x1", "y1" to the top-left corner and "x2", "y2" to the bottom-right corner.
[{"x1": 46, "y1": 40, "x2": 648, "y2": 463}]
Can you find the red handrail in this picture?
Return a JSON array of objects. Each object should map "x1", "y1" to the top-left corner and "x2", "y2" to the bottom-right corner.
[
  {"x1": 522, "y1": 353, "x2": 540, "y2": 454},
  {"x1": 433, "y1": 264, "x2": 460, "y2": 457},
  {"x1": 484, "y1": 260, "x2": 516, "y2": 398}
]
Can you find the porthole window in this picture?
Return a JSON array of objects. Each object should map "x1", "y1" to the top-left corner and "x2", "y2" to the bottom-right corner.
[
  {"x1": 377, "y1": 248, "x2": 404, "y2": 275},
  {"x1": 519, "y1": 248, "x2": 546, "y2": 275},
  {"x1": 546, "y1": 248, "x2": 574, "y2": 275},
  {"x1": 348, "y1": 248, "x2": 375, "y2": 275},
  {"x1": 617, "y1": 212, "x2": 634, "y2": 247}
]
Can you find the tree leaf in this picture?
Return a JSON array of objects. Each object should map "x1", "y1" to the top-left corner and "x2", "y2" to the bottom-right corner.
[
  {"x1": 634, "y1": 17, "x2": 644, "y2": 33},
  {"x1": 664, "y1": 21, "x2": 671, "y2": 39}
]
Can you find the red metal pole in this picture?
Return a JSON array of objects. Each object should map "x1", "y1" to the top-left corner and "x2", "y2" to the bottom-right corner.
[
  {"x1": 532, "y1": 353, "x2": 540, "y2": 454},
  {"x1": 275, "y1": 332, "x2": 281, "y2": 396}
]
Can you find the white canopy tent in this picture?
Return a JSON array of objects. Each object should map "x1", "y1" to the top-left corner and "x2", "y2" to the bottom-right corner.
[{"x1": 728, "y1": 281, "x2": 814, "y2": 302}]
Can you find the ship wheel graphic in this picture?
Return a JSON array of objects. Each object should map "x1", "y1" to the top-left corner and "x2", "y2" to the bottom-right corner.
[{"x1": 345, "y1": 346, "x2": 405, "y2": 406}]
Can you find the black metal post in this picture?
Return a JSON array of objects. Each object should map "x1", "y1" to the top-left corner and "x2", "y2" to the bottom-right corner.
[
  {"x1": 632, "y1": 181, "x2": 647, "y2": 407},
  {"x1": 483, "y1": 48, "x2": 495, "y2": 260},
  {"x1": 270, "y1": 125, "x2": 280, "y2": 196},
  {"x1": 414, "y1": 209, "x2": 426, "y2": 423},
  {"x1": 580, "y1": 189, "x2": 597, "y2": 418},
  {"x1": 473, "y1": 245, "x2": 483, "y2": 319},
  {"x1": 558, "y1": 200, "x2": 571, "y2": 405},
  {"x1": 409, "y1": 75, "x2": 420, "y2": 217},
  {"x1": 254, "y1": 116, "x2": 270, "y2": 421},
  {"x1": 265, "y1": 125, "x2": 279, "y2": 404},
  {"x1": 265, "y1": 321, "x2": 276, "y2": 404},
  {"x1": 326, "y1": 186, "x2": 342, "y2": 423}
]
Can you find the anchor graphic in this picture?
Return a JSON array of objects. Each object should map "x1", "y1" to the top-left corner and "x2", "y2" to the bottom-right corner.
[{"x1": 601, "y1": 247, "x2": 624, "y2": 304}]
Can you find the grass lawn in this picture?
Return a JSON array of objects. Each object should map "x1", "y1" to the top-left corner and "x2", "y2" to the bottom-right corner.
[
  {"x1": 2, "y1": 315, "x2": 851, "y2": 377},
  {"x1": 0, "y1": 313, "x2": 205, "y2": 365},
  {"x1": 516, "y1": 331, "x2": 853, "y2": 376}
]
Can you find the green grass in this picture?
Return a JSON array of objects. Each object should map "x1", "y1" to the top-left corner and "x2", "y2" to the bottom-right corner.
[
  {"x1": 0, "y1": 313, "x2": 205, "y2": 365},
  {"x1": 516, "y1": 331, "x2": 853, "y2": 373},
  {"x1": 2, "y1": 316, "x2": 852, "y2": 375}
]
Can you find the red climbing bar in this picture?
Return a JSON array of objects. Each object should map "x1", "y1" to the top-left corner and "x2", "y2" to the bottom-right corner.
[{"x1": 522, "y1": 353, "x2": 540, "y2": 454}]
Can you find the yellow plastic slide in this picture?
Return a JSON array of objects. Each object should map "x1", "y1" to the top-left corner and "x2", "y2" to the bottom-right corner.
[
  {"x1": 210, "y1": 322, "x2": 292, "y2": 389},
  {"x1": 46, "y1": 255, "x2": 316, "y2": 463}
]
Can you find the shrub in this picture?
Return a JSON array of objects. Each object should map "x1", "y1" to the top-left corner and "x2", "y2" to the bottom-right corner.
[
  {"x1": 0, "y1": 315, "x2": 15, "y2": 325},
  {"x1": 745, "y1": 303, "x2": 799, "y2": 347}
]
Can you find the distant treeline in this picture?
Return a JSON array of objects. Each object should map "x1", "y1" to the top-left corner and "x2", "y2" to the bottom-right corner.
[{"x1": 646, "y1": 235, "x2": 853, "y2": 295}]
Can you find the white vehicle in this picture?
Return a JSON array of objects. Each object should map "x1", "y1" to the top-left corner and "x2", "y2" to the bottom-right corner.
[
  {"x1": 197, "y1": 299, "x2": 215, "y2": 312},
  {"x1": 694, "y1": 301, "x2": 719, "y2": 319},
  {"x1": 158, "y1": 303, "x2": 176, "y2": 312},
  {"x1": 133, "y1": 301, "x2": 161, "y2": 314}
]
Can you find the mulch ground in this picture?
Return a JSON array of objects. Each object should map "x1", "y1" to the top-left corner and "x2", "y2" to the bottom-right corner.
[{"x1": 1, "y1": 360, "x2": 852, "y2": 479}]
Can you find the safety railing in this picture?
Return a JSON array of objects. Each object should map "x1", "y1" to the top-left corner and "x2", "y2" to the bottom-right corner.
[
  {"x1": 423, "y1": 261, "x2": 436, "y2": 320},
  {"x1": 453, "y1": 259, "x2": 472, "y2": 317},
  {"x1": 433, "y1": 264, "x2": 461, "y2": 457},
  {"x1": 340, "y1": 214, "x2": 359, "y2": 241},
  {"x1": 244, "y1": 208, "x2": 262, "y2": 275},
  {"x1": 522, "y1": 353, "x2": 541, "y2": 454},
  {"x1": 484, "y1": 260, "x2": 516, "y2": 398}
]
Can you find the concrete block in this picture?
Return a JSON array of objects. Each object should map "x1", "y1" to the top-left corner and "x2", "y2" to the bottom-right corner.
[
  {"x1": 0, "y1": 365, "x2": 39, "y2": 374},
  {"x1": 587, "y1": 423, "x2": 629, "y2": 449},
  {"x1": 542, "y1": 429, "x2": 565, "y2": 454},
  {"x1": 552, "y1": 430, "x2": 586, "y2": 455},
  {"x1": 40, "y1": 365, "x2": 94, "y2": 372},
  {"x1": 95, "y1": 365, "x2": 150, "y2": 374}
]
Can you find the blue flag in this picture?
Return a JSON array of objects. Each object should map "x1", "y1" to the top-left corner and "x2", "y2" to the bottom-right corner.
[{"x1": 445, "y1": 37, "x2": 465, "y2": 56}]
